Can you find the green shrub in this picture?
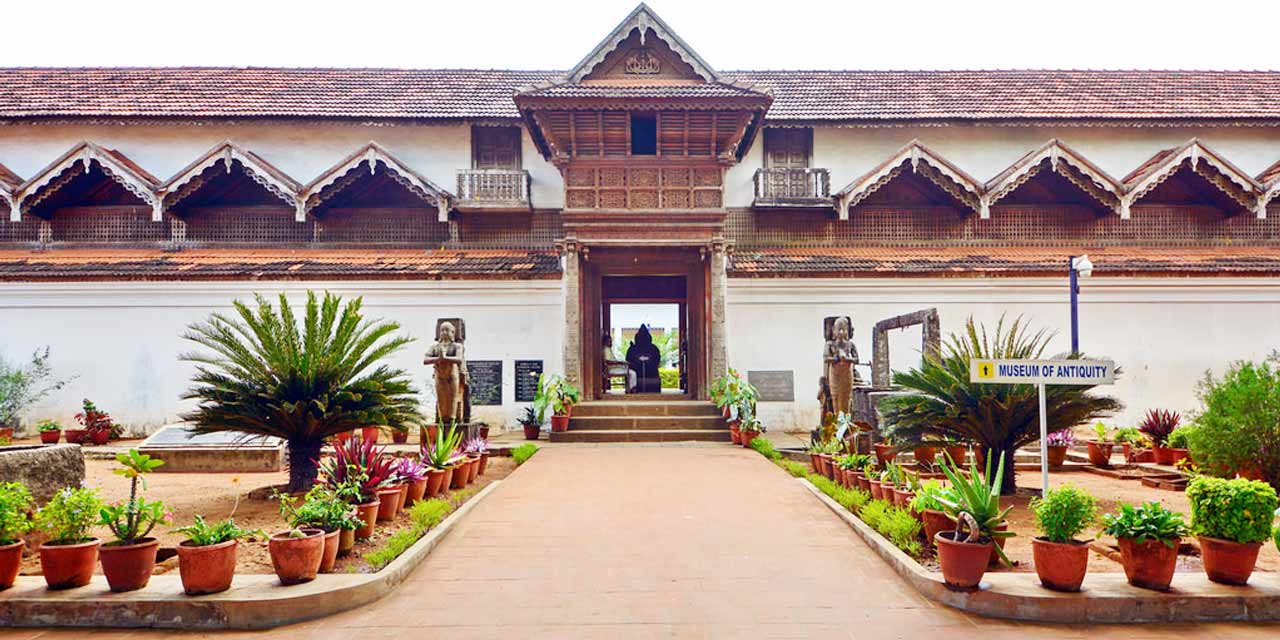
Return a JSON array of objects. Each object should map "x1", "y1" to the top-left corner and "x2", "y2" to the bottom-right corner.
[
  {"x1": 1186, "y1": 357, "x2": 1280, "y2": 489},
  {"x1": 807, "y1": 473, "x2": 839, "y2": 496},
  {"x1": 409, "y1": 498, "x2": 453, "y2": 530},
  {"x1": 0, "y1": 482, "x2": 34, "y2": 545},
  {"x1": 512, "y1": 444, "x2": 539, "y2": 466},
  {"x1": 833, "y1": 486, "x2": 870, "y2": 513},
  {"x1": 1101, "y1": 502, "x2": 1188, "y2": 546},
  {"x1": 860, "y1": 499, "x2": 890, "y2": 530},
  {"x1": 658, "y1": 367, "x2": 680, "y2": 390},
  {"x1": 908, "y1": 480, "x2": 953, "y2": 513},
  {"x1": 749, "y1": 437, "x2": 781, "y2": 461},
  {"x1": 364, "y1": 527, "x2": 421, "y2": 570},
  {"x1": 879, "y1": 507, "x2": 924, "y2": 556},
  {"x1": 778, "y1": 460, "x2": 808, "y2": 478},
  {"x1": 35, "y1": 486, "x2": 103, "y2": 545},
  {"x1": 1030, "y1": 485, "x2": 1098, "y2": 543},
  {"x1": 1186, "y1": 476, "x2": 1278, "y2": 544},
  {"x1": 1166, "y1": 425, "x2": 1194, "y2": 449}
]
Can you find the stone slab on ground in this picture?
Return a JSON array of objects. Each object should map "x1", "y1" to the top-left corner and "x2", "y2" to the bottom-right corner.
[
  {"x1": 139, "y1": 424, "x2": 284, "y2": 472},
  {"x1": 0, "y1": 444, "x2": 84, "y2": 503}
]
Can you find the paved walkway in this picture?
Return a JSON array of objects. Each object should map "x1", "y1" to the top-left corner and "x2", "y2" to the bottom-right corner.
[{"x1": 6, "y1": 447, "x2": 1279, "y2": 638}]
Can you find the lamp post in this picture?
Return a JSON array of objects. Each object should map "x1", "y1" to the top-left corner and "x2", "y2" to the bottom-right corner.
[{"x1": 1069, "y1": 255, "x2": 1093, "y2": 354}]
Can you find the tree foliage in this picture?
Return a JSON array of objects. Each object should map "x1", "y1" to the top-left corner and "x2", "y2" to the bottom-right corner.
[{"x1": 1185, "y1": 353, "x2": 1280, "y2": 490}]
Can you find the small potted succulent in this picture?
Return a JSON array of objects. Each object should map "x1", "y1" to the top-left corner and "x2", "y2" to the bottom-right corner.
[
  {"x1": 34, "y1": 485, "x2": 104, "y2": 589},
  {"x1": 1102, "y1": 501, "x2": 1188, "y2": 591},
  {"x1": 909, "y1": 481, "x2": 956, "y2": 546},
  {"x1": 1086, "y1": 422, "x2": 1114, "y2": 467},
  {"x1": 518, "y1": 406, "x2": 542, "y2": 441},
  {"x1": 0, "y1": 482, "x2": 34, "y2": 590},
  {"x1": 1186, "y1": 476, "x2": 1278, "y2": 585},
  {"x1": 1029, "y1": 485, "x2": 1098, "y2": 591},
  {"x1": 1138, "y1": 409, "x2": 1180, "y2": 465},
  {"x1": 37, "y1": 419, "x2": 62, "y2": 445},
  {"x1": 422, "y1": 425, "x2": 463, "y2": 499},
  {"x1": 534, "y1": 373, "x2": 579, "y2": 433},
  {"x1": 173, "y1": 515, "x2": 264, "y2": 595},
  {"x1": 1045, "y1": 429, "x2": 1073, "y2": 468},
  {"x1": 934, "y1": 453, "x2": 1013, "y2": 590},
  {"x1": 97, "y1": 450, "x2": 169, "y2": 592}
]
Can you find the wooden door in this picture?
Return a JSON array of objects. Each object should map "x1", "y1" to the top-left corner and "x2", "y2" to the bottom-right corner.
[{"x1": 472, "y1": 126, "x2": 521, "y2": 169}]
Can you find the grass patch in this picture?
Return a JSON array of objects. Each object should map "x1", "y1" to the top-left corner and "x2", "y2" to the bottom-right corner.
[
  {"x1": 749, "y1": 437, "x2": 782, "y2": 461},
  {"x1": 363, "y1": 489, "x2": 484, "y2": 571},
  {"x1": 779, "y1": 460, "x2": 809, "y2": 478},
  {"x1": 408, "y1": 498, "x2": 453, "y2": 530},
  {"x1": 364, "y1": 527, "x2": 422, "y2": 570},
  {"x1": 512, "y1": 443, "x2": 539, "y2": 466}
]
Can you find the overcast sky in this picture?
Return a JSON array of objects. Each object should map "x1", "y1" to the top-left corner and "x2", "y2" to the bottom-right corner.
[{"x1": 2, "y1": 0, "x2": 1278, "y2": 70}]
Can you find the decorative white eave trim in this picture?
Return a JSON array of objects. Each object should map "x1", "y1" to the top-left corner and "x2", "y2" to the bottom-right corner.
[
  {"x1": 983, "y1": 139, "x2": 1124, "y2": 217},
  {"x1": 3, "y1": 192, "x2": 15, "y2": 223},
  {"x1": 14, "y1": 141, "x2": 162, "y2": 222},
  {"x1": 1120, "y1": 139, "x2": 1263, "y2": 220},
  {"x1": 1256, "y1": 162, "x2": 1280, "y2": 220},
  {"x1": 302, "y1": 142, "x2": 454, "y2": 223},
  {"x1": 160, "y1": 141, "x2": 301, "y2": 220},
  {"x1": 833, "y1": 140, "x2": 984, "y2": 220},
  {"x1": 562, "y1": 3, "x2": 718, "y2": 84}
]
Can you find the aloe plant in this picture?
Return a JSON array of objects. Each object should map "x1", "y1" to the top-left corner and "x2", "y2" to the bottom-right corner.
[
  {"x1": 421, "y1": 424, "x2": 464, "y2": 470},
  {"x1": 935, "y1": 449, "x2": 1014, "y2": 564}
]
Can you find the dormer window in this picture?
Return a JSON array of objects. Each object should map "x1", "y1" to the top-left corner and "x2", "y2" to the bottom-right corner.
[
  {"x1": 472, "y1": 126, "x2": 522, "y2": 170},
  {"x1": 630, "y1": 113, "x2": 657, "y2": 156}
]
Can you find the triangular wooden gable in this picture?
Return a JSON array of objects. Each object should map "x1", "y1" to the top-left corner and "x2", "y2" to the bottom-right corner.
[
  {"x1": 0, "y1": 163, "x2": 20, "y2": 218},
  {"x1": 302, "y1": 143, "x2": 453, "y2": 222},
  {"x1": 13, "y1": 142, "x2": 161, "y2": 222},
  {"x1": 563, "y1": 3, "x2": 718, "y2": 85},
  {"x1": 984, "y1": 139, "x2": 1124, "y2": 216},
  {"x1": 161, "y1": 141, "x2": 302, "y2": 218},
  {"x1": 1257, "y1": 159, "x2": 1280, "y2": 219},
  {"x1": 834, "y1": 140, "x2": 984, "y2": 219},
  {"x1": 1121, "y1": 139, "x2": 1263, "y2": 218}
]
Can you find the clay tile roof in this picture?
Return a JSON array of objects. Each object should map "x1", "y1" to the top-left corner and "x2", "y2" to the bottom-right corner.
[
  {"x1": 0, "y1": 248, "x2": 561, "y2": 281},
  {"x1": 517, "y1": 82, "x2": 767, "y2": 100},
  {"x1": 1258, "y1": 159, "x2": 1280, "y2": 187},
  {"x1": 728, "y1": 246, "x2": 1280, "y2": 277},
  {"x1": 4, "y1": 68, "x2": 1280, "y2": 123}
]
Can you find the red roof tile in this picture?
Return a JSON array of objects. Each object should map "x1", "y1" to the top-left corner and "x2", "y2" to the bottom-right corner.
[
  {"x1": 4, "y1": 68, "x2": 1280, "y2": 123},
  {"x1": 0, "y1": 248, "x2": 561, "y2": 281},
  {"x1": 728, "y1": 246, "x2": 1280, "y2": 277}
]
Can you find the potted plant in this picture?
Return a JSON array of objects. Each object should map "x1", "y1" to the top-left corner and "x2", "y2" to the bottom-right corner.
[
  {"x1": 739, "y1": 413, "x2": 763, "y2": 448},
  {"x1": 806, "y1": 441, "x2": 824, "y2": 473},
  {"x1": 934, "y1": 452, "x2": 1014, "y2": 590},
  {"x1": 873, "y1": 436, "x2": 896, "y2": 466},
  {"x1": 1186, "y1": 476, "x2": 1278, "y2": 585},
  {"x1": 1112, "y1": 427, "x2": 1141, "y2": 460},
  {"x1": 518, "y1": 406, "x2": 542, "y2": 441},
  {"x1": 941, "y1": 437, "x2": 969, "y2": 468},
  {"x1": 1138, "y1": 409, "x2": 1180, "y2": 465},
  {"x1": 465, "y1": 437, "x2": 491, "y2": 475},
  {"x1": 1029, "y1": 485, "x2": 1098, "y2": 591},
  {"x1": 97, "y1": 449, "x2": 169, "y2": 592},
  {"x1": 1101, "y1": 502, "x2": 1188, "y2": 591},
  {"x1": 0, "y1": 482, "x2": 34, "y2": 590},
  {"x1": 37, "y1": 419, "x2": 62, "y2": 445},
  {"x1": 173, "y1": 515, "x2": 264, "y2": 595},
  {"x1": 857, "y1": 459, "x2": 876, "y2": 493},
  {"x1": 534, "y1": 373, "x2": 580, "y2": 433},
  {"x1": 909, "y1": 481, "x2": 955, "y2": 546},
  {"x1": 1165, "y1": 426, "x2": 1193, "y2": 467},
  {"x1": 75, "y1": 399, "x2": 115, "y2": 446},
  {"x1": 1086, "y1": 422, "x2": 1114, "y2": 467},
  {"x1": 397, "y1": 458, "x2": 430, "y2": 505},
  {"x1": 319, "y1": 436, "x2": 396, "y2": 538},
  {"x1": 276, "y1": 485, "x2": 360, "y2": 571},
  {"x1": 1045, "y1": 429, "x2": 1073, "y2": 468},
  {"x1": 421, "y1": 424, "x2": 463, "y2": 499},
  {"x1": 34, "y1": 485, "x2": 104, "y2": 589},
  {"x1": 912, "y1": 442, "x2": 938, "y2": 467}
]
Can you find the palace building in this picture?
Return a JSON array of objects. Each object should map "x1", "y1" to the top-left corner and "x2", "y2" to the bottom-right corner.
[{"x1": 2, "y1": 4, "x2": 1279, "y2": 433}]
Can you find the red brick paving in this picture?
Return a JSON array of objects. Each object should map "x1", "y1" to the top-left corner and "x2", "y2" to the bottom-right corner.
[{"x1": 5, "y1": 447, "x2": 1279, "y2": 638}]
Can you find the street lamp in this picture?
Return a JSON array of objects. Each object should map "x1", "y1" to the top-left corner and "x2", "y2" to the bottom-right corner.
[{"x1": 1069, "y1": 255, "x2": 1093, "y2": 354}]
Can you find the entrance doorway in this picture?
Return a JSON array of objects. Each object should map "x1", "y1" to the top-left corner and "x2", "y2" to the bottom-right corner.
[{"x1": 604, "y1": 298, "x2": 684, "y2": 395}]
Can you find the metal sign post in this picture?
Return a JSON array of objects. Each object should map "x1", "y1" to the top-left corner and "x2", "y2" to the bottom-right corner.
[{"x1": 970, "y1": 358, "x2": 1116, "y2": 495}]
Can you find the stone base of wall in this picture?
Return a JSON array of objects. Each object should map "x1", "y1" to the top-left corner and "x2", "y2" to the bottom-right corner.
[
  {"x1": 137, "y1": 446, "x2": 283, "y2": 473},
  {"x1": 0, "y1": 444, "x2": 84, "y2": 504}
]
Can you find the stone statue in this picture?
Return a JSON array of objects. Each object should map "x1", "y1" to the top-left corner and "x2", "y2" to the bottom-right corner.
[
  {"x1": 823, "y1": 317, "x2": 862, "y2": 419},
  {"x1": 423, "y1": 321, "x2": 468, "y2": 425}
]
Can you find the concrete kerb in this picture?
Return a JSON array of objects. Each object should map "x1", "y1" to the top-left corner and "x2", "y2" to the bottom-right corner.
[
  {"x1": 0, "y1": 479, "x2": 503, "y2": 630},
  {"x1": 799, "y1": 478, "x2": 1280, "y2": 624}
]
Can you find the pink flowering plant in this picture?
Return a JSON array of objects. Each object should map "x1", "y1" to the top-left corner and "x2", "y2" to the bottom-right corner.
[
  {"x1": 1046, "y1": 429, "x2": 1075, "y2": 448},
  {"x1": 396, "y1": 457, "x2": 429, "y2": 483}
]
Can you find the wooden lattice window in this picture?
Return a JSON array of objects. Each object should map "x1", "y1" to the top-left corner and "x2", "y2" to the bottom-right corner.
[
  {"x1": 472, "y1": 126, "x2": 522, "y2": 169},
  {"x1": 763, "y1": 128, "x2": 812, "y2": 168}
]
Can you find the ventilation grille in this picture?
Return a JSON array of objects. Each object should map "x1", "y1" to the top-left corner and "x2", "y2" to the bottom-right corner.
[
  {"x1": 184, "y1": 207, "x2": 313, "y2": 244},
  {"x1": 50, "y1": 207, "x2": 167, "y2": 244},
  {"x1": 318, "y1": 208, "x2": 448, "y2": 245},
  {"x1": 450, "y1": 212, "x2": 561, "y2": 249}
]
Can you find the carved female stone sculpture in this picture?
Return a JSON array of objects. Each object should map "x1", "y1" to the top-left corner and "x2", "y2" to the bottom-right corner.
[
  {"x1": 423, "y1": 321, "x2": 467, "y2": 425},
  {"x1": 824, "y1": 317, "x2": 861, "y2": 417}
]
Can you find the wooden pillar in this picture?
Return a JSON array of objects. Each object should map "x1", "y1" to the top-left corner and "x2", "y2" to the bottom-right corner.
[{"x1": 709, "y1": 240, "x2": 729, "y2": 384}]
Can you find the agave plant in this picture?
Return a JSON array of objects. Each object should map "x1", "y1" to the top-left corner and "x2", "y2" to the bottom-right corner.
[
  {"x1": 879, "y1": 315, "x2": 1122, "y2": 494},
  {"x1": 180, "y1": 291, "x2": 422, "y2": 492},
  {"x1": 318, "y1": 436, "x2": 396, "y2": 503},
  {"x1": 421, "y1": 424, "x2": 465, "y2": 470},
  {"x1": 936, "y1": 450, "x2": 1015, "y2": 564}
]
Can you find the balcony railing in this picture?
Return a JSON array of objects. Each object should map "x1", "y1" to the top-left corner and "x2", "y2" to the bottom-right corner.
[
  {"x1": 456, "y1": 169, "x2": 532, "y2": 212},
  {"x1": 752, "y1": 167, "x2": 832, "y2": 208}
]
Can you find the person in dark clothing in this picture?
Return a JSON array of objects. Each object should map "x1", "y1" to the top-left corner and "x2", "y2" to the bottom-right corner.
[{"x1": 626, "y1": 325, "x2": 662, "y2": 393}]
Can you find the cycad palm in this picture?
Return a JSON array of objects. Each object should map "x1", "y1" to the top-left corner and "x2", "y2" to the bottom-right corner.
[
  {"x1": 879, "y1": 315, "x2": 1121, "y2": 494},
  {"x1": 180, "y1": 291, "x2": 421, "y2": 491}
]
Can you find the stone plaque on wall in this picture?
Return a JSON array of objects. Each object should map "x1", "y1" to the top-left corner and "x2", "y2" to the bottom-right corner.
[
  {"x1": 748, "y1": 370, "x2": 795, "y2": 402},
  {"x1": 514, "y1": 360, "x2": 543, "y2": 402},
  {"x1": 467, "y1": 360, "x2": 503, "y2": 406}
]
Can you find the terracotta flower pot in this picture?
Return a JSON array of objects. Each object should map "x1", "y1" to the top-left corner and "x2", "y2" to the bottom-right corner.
[
  {"x1": 1086, "y1": 440, "x2": 1114, "y2": 467},
  {"x1": 469, "y1": 456, "x2": 481, "y2": 483},
  {"x1": 809, "y1": 453, "x2": 821, "y2": 473},
  {"x1": 440, "y1": 466, "x2": 456, "y2": 492},
  {"x1": 421, "y1": 425, "x2": 440, "y2": 445},
  {"x1": 406, "y1": 478, "x2": 428, "y2": 506},
  {"x1": 1153, "y1": 445, "x2": 1173, "y2": 465},
  {"x1": 376, "y1": 487, "x2": 402, "y2": 521},
  {"x1": 268, "y1": 528, "x2": 324, "y2": 585},
  {"x1": 391, "y1": 429, "x2": 409, "y2": 444},
  {"x1": 550, "y1": 414, "x2": 570, "y2": 433},
  {"x1": 1198, "y1": 536, "x2": 1262, "y2": 586},
  {"x1": 856, "y1": 474, "x2": 872, "y2": 493},
  {"x1": 478, "y1": 452, "x2": 490, "y2": 476},
  {"x1": 334, "y1": 431, "x2": 355, "y2": 446},
  {"x1": 921, "y1": 510, "x2": 954, "y2": 546},
  {"x1": 943, "y1": 445, "x2": 968, "y2": 466},
  {"x1": 40, "y1": 430, "x2": 61, "y2": 444},
  {"x1": 0, "y1": 427, "x2": 11, "y2": 445},
  {"x1": 892, "y1": 488, "x2": 914, "y2": 509},
  {"x1": 318, "y1": 530, "x2": 339, "y2": 573},
  {"x1": 1117, "y1": 536, "x2": 1179, "y2": 591},
  {"x1": 426, "y1": 468, "x2": 447, "y2": 498},
  {"x1": 522, "y1": 425, "x2": 541, "y2": 440},
  {"x1": 1120, "y1": 443, "x2": 1132, "y2": 460},
  {"x1": 935, "y1": 531, "x2": 992, "y2": 590},
  {"x1": 730, "y1": 426, "x2": 742, "y2": 445},
  {"x1": 361, "y1": 427, "x2": 380, "y2": 443},
  {"x1": 913, "y1": 446, "x2": 937, "y2": 466},
  {"x1": 988, "y1": 522, "x2": 1009, "y2": 567},
  {"x1": 355, "y1": 500, "x2": 380, "y2": 538},
  {"x1": 1046, "y1": 445, "x2": 1068, "y2": 468},
  {"x1": 740, "y1": 430, "x2": 757, "y2": 447},
  {"x1": 396, "y1": 483, "x2": 409, "y2": 514},
  {"x1": 479, "y1": 426, "x2": 490, "y2": 440},
  {"x1": 0, "y1": 540, "x2": 24, "y2": 589},
  {"x1": 90, "y1": 428, "x2": 111, "y2": 446},
  {"x1": 816, "y1": 455, "x2": 830, "y2": 478},
  {"x1": 64, "y1": 429, "x2": 88, "y2": 444},
  {"x1": 873, "y1": 443, "x2": 895, "y2": 465},
  {"x1": 38, "y1": 538, "x2": 101, "y2": 589},
  {"x1": 450, "y1": 464, "x2": 468, "y2": 490},
  {"x1": 1031, "y1": 538, "x2": 1089, "y2": 592},
  {"x1": 176, "y1": 539, "x2": 238, "y2": 595},
  {"x1": 1167, "y1": 448, "x2": 1190, "y2": 467},
  {"x1": 99, "y1": 537, "x2": 159, "y2": 592},
  {"x1": 338, "y1": 528, "x2": 356, "y2": 556},
  {"x1": 869, "y1": 481, "x2": 884, "y2": 501}
]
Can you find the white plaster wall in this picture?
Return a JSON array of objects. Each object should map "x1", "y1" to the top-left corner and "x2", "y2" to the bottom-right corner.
[
  {"x1": 0, "y1": 121, "x2": 565, "y2": 209},
  {"x1": 726, "y1": 277, "x2": 1280, "y2": 431},
  {"x1": 0, "y1": 280, "x2": 563, "y2": 434}
]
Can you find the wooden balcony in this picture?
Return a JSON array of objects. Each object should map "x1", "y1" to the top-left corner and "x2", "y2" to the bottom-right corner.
[
  {"x1": 752, "y1": 168, "x2": 832, "y2": 208},
  {"x1": 456, "y1": 169, "x2": 532, "y2": 212}
]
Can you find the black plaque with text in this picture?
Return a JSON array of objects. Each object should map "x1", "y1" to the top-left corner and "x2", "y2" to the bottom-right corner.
[
  {"x1": 467, "y1": 360, "x2": 503, "y2": 406},
  {"x1": 748, "y1": 370, "x2": 795, "y2": 402},
  {"x1": 514, "y1": 360, "x2": 544, "y2": 402}
]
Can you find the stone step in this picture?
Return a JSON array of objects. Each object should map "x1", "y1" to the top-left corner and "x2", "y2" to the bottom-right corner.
[
  {"x1": 572, "y1": 401, "x2": 723, "y2": 418},
  {"x1": 567, "y1": 415, "x2": 726, "y2": 430},
  {"x1": 548, "y1": 429, "x2": 732, "y2": 443}
]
